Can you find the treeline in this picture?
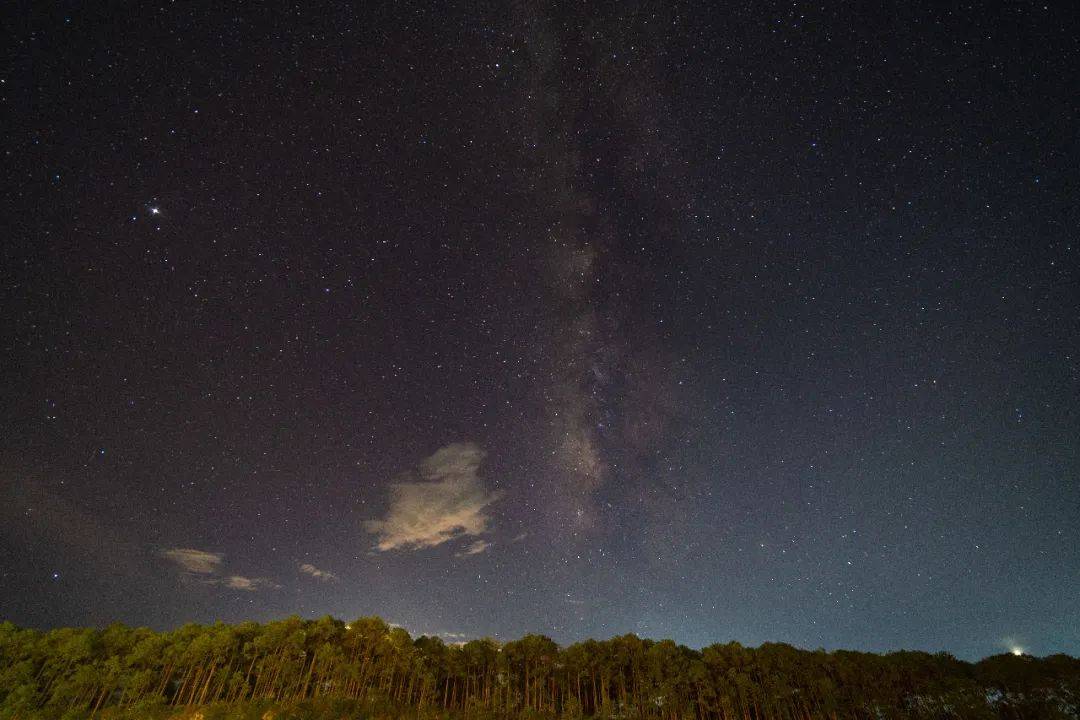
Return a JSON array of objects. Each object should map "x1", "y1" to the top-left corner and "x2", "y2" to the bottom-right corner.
[{"x1": 1, "y1": 616, "x2": 1077, "y2": 720}]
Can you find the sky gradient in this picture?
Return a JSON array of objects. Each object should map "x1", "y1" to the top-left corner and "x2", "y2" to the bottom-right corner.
[{"x1": 2, "y1": 1, "x2": 1078, "y2": 661}]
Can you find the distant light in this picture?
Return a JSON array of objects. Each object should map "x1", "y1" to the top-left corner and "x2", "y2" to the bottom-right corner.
[{"x1": 1011, "y1": 646, "x2": 1024, "y2": 656}]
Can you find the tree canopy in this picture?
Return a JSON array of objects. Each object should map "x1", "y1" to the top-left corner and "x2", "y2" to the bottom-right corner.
[{"x1": 0, "y1": 616, "x2": 1076, "y2": 720}]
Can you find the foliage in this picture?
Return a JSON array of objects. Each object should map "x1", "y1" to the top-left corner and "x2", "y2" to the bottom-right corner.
[{"x1": 0, "y1": 618, "x2": 1077, "y2": 720}]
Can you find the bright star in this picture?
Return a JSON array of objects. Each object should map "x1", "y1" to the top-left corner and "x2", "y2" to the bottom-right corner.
[{"x1": 149, "y1": 206, "x2": 161, "y2": 215}]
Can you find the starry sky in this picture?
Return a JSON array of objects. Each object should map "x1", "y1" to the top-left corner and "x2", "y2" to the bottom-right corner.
[{"x1": 2, "y1": 1, "x2": 1078, "y2": 661}]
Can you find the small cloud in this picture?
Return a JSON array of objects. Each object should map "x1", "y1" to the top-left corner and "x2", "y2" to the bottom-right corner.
[
  {"x1": 511, "y1": 532, "x2": 528, "y2": 543},
  {"x1": 438, "y1": 631, "x2": 470, "y2": 645},
  {"x1": 161, "y1": 548, "x2": 277, "y2": 591},
  {"x1": 220, "y1": 575, "x2": 278, "y2": 591},
  {"x1": 456, "y1": 539, "x2": 492, "y2": 557},
  {"x1": 161, "y1": 548, "x2": 223, "y2": 574},
  {"x1": 299, "y1": 563, "x2": 338, "y2": 582},
  {"x1": 364, "y1": 443, "x2": 501, "y2": 552}
]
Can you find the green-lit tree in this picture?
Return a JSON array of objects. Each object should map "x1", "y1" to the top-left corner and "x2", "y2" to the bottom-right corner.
[{"x1": 0, "y1": 617, "x2": 1077, "y2": 720}]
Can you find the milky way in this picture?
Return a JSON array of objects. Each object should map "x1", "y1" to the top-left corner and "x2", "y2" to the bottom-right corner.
[{"x1": 1, "y1": 2, "x2": 1078, "y2": 659}]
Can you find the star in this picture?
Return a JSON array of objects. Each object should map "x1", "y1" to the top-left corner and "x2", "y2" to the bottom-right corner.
[{"x1": 2, "y1": 0, "x2": 1077, "y2": 666}]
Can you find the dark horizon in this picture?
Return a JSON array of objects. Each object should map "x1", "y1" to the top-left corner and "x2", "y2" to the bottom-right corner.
[{"x1": 2, "y1": 1, "x2": 1078, "y2": 663}]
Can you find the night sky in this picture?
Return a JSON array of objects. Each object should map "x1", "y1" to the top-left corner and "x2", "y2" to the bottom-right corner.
[{"x1": 3, "y1": 2, "x2": 1078, "y2": 661}]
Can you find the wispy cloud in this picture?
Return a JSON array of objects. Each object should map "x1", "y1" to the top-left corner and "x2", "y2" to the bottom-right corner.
[
  {"x1": 380, "y1": 622, "x2": 469, "y2": 645},
  {"x1": 299, "y1": 563, "x2": 338, "y2": 582},
  {"x1": 440, "y1": 631, "x2": 468, "y2": 639},
  {"x1": 220, "y1": 575, "x2": 278, "y2": 591},
  {"x1": 160, "y1": 547, "x2": 276, "y2": 591},
  {"x1": 364, "y1": 443, "x2": 501, "y2": 552},
  {"x1": 438, "y1": 631, "x2": 470, "y2": 645},
  {"x1": 455, "y1": 539, "x2": 492, "y2": 557},
  {"x1": 161, "y1": 548, "x2": 223, "y2": 574}
]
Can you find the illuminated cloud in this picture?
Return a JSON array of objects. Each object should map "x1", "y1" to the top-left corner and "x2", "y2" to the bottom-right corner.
[
  {"x1": 160, "y1": 548, "x2": 276, "y2": 591},
  {"x1": 438, "y1": 632, "x2": 470, "y2": 645},
  {"x1": 299, "y1": 563, "x2": 338, "y2": 582},
  {"x1": 455, "y1": 539, "x2": 492, "y2": 557},
  {"x1": 440, "y1": 631, "x2": 468, "y2": 640},
  {"x1": 365, "y1": 443, "x2": 501, "y2": 551},
  {"x1": 220, "y1": 575, "x2": 277, "y2": 591},
  {"x1": 161, "y1": 548, "x2": 223, "y2": 574}
]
